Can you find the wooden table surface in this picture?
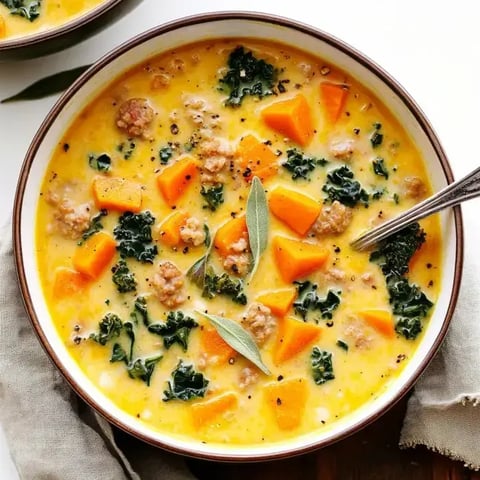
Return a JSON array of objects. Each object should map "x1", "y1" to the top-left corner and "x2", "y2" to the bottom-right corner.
[{"x1": 185, "y1": 395, "x2": 477, "y2": 480}]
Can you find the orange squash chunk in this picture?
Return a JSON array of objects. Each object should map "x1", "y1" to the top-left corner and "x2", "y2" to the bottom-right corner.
[
  {"x1": 158, "y1": 211, "x2": 188, "y2": 246},
  {"x1": 320, "y1": 82, "x2": 348, "y2": 123},
  {"x1": 236, "y1": 134, "x2": 278, "y2": 182},
  {"x1": 274, "y1": 316, "x2": 322, "y2": 364},
  {"x1": 214, "y1": 216, "x2": 248, "y2": 257},
  {"x1": 358, "y1": 310, "x2": 395, "y2": 338},
  {"x1": 256, "y1": 288, "x2": 297, "y2": 318},
  {"x1": 265, "y1": 378, "x2": 308, "y2": 430},
  {"x1": 157, "y1": 156, "x2": 199, "y2": 205},
  {"x1": 272, "y1": 236, "x2": 328, "y2": 283},
  {"x1": 191, "y1": 392, "x2": 238, "y2": 428},
  {"x1": 92, "y1": 176, "x2": 142, "y2": 212},
  {"x1": 52, "y1": 267, "x2": 89, "y2": 299},
  {"x1": 199, "y1": 326, "x2": 237, "y2": 363},
  {"x1": 261, "y1": 94, "x2": 314, "y2": 146},
  {"x1": 269, "y1": 186, "x2": 321, "y2": 236},
  {"x1": 73, "y1": 232, "x2": 117, "y2": 279}
]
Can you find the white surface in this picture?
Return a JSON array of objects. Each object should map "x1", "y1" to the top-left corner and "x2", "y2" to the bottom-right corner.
[{"x1": 0, "y1": 0, "x2": 479, "y2": 476}]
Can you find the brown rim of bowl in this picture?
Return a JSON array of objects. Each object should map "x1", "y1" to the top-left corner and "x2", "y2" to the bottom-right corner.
[
  {"x1": 0, "y1": 0, "x2": 124, "y2": 51},
  {"x1": 13, "y1": 11, "x2": 464, "y2": 462}
]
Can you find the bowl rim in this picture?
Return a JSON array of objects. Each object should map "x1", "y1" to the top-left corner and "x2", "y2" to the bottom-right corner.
[
  {"x1": 12, "y1": 10, "x2": 464, "y2": 461},
  {"x1": 0, "y1": 0, "x2": 124, "y2": 51}
]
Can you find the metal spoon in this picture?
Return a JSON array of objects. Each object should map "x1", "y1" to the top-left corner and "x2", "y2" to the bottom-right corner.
[{"x1": 350, "y1": 165, "x2": 480, "y2": 251}]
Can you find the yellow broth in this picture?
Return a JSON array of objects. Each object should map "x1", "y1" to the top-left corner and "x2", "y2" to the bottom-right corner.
[
  {"x1": 0, "y1": 0, "x2": 107, "y2": 40},
  {"x1": 35, "y1": 39, "x2": 441, "y2": 445}
]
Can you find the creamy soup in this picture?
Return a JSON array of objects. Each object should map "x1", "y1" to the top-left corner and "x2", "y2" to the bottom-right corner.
[
  {"x1": 0, "y1": 0, "x2": 107, "y2": 41},
  {"x1": 36, "y1": 39, "x2": 441, "y2": 446}
]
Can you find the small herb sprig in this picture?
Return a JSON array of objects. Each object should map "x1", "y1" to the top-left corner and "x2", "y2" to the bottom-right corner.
[{"x1": 196, "y1": 311, "x2": 270, "y2": 375}]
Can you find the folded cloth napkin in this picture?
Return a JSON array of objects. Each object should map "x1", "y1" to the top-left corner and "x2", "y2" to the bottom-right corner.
[
  {"x1": 400, "y1": 201, "x2": 480, "y2": 469},
  {"x1": 0, "y1": 220, "x2": 195, "y2": 480}
]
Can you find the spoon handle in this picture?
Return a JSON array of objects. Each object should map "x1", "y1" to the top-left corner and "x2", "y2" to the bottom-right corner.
[{"x1": 350, "y1": 165, "x2": 480, "y2": 251}]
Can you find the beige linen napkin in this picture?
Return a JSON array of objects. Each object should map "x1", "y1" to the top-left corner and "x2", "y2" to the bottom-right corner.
[
  {"x1": 400, "y1": 202, "x2": 480, "y2": 469},
  {"x1": 0, "y1": 220, "x2": 195, "y2": 480}
]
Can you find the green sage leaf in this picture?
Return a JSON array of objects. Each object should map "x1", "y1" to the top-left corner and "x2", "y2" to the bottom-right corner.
[
  {"x1": 1, "y1": 65, "x2": 91, "y2": 104},
  {"x1": 246, "y1": 176, "x2": 269, "y2": 279},
  {"x1": 195, "y1": 311, "x2": 271, "y2": 375}
]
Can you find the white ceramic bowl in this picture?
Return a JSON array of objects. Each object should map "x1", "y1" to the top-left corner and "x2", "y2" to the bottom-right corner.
[
  {"x1": 13, "y1": 12, "x2": 463, "y2": 461},
  {"x1": 0, "y1": 0, "x2": 141, "y2": 61}
]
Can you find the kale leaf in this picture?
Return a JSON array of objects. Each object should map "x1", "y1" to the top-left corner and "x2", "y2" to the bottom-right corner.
[
  {"x1": 90, "y1": 313, "x2": 123, "y2": 345},
  {"x1": 322, "y1": 166, "x2": 369, "y2": 207},
  {"x1": 130, "y1": 296, "x2": 150, "y2": 326},
  {"x1": 370, "y1": 122, "x2": 383, "y2": 148},
  {"x1": 293, "y1": 281, "x2": 341, "y2": 322},
  {"x1": 395, "y1": 316, "x2": 423, "y2": 340},
  {"x1": 281, "y1": 148, "x2": 328, "y2": 180},
  {"x1": 110, "y1": 343, "x2": 128, "y2": 364},
  {"x1": 370, "y1": 222, "x2": 433, "y2": 340},
  {"x1": 159, "y1": 145, "x2": 173, "y2": 164},
  {"x1": 203, "y1": 268, "x2": 247, "y2": 305},
  {"x1": 127, "y1": 354, "x2": 163, "y2": 386},
  {"x1": 111, "y1": 259, "x2": 137, "y2": 293},
  {"x1": 200, "y1": 184, "x2": 224, "y2": 211},
  {"x1": 148, "y1": 311, "x2": 198, "y2": 351},
  {"x1": 372, "y1": 157, "x2": 388, "y2": 179},
  {"x1": 311, "y1": 347, "x2": 335, "y2": 385},
  {"x1": 388, "y1": 278, "x2": 433, "y2": 319},
  {"x1": 88, "y1": 153, "x2": 111, "y2": 172},
  {"x1": 78, "y1": 209, "x2": 107, "y2": 245},
  {"x1": 1, "y1": 0, "x2": 41, "y2": 21},
  {"x1": 369, "y1": 223, "x2": 426, "y2": 279},
  {"x1": 163, "y1": 361, "x2": 209, "y2": 401},
  {"x1": 219, "y1": 46, "x2": 277, "y2": 107},
  {"x1": 113, "y1": 211, "x2": 158, "y2": 263}
]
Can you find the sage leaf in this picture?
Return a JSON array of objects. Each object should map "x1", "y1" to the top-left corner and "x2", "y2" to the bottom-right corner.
[
  {"x1": 187, "y1": 255, "x2": 208, "y2": 289},
  {"x1": 246, "y1": 176, "x2": 269, "y2": 279},
  {"x1": 195, "y1": 311, "x2": 271, "y2": 375},
  {"x1": 186, "y1": 224, "x2": 213, "y2": 289},
  {"x1": 1, "y1": 65, "x2": 91, "y2": 103}
]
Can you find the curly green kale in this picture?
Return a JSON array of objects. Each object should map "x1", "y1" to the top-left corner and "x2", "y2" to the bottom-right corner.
[
  {"x1": 127, "y1": 354, "x2": 163, "y2": 386},
  {"x1": 219, "y1": 46, "x2": 278, "y2": 107},
  {"x1": 369, "y1": 223, "x2": 426, "y2": 279},
  {"x1": 113, "y1": 211, "x2": 158, "y2": 263},
  {"x1": 200, "y1": 184, "x2": 224, "y2": 211},
  {"x1": 203, "y1": 268, "x2": 247, "y2": 305},
  {"x1": 370, "y1": 223, "x2": 433, "y2": 340},
  {"x1": 282, "y1": 148, "x2": 328, "y2": 180},
  {"x1": 89, "y1": 313, "x2": 123, "y2": 346},
  {"x1": 111, "y1": 259, "x2": 137, "y2": 293},
  {"x1": 322, "y1": 166, "x2": 369, "y2": 207},
  {"x1": 1, "y1": 0, "x2": 41, "y2": 21},
  {"x1": 163, "y1": 361, "x2": 209, "y2": 402},
  {"x1": 293, "y1": 281, "x2": 341, "y2": 322},
  {"x1": 311, "y1": 347, "x2": 335, "y2": 385},
  {"x1": 148, "y1": 311, "x2": 198, "y2": 351}
]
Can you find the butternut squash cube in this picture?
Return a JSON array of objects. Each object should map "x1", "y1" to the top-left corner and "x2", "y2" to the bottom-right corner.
[
  {"x1": 236, "y1": 134, "x2": 278, "y2": 182},
  {"x1": 158, "y1": 211, "x2": 188, "y2": 247},
  {"x1": 256, "y1": 288, "x2": 297, "y2": 318},
  {"x1": 269, "y1": 186, "x2": 321, "y2": 236},
  {"x1": 320, "y1": 82, "x2": 348, "y2": 123},
  {"x1": 191, "y1": 392, "x2": 238, "y2": 428},
  {"x1": 73, "y1": 232, "x2": 116, "y2": 279},
  {"x1": 261, "y1": 94, "x2": 314, "y2": 146},
  {"x1": 265, "y1": 378, "x2": 308, "y2": 430},
  {"x1": 274, "y1": 316, "x2": 322, "y2": 364},
  {"x1": 92, "y1": 176, "x2": 142, "y2": 212},
  {"x1": 272, "y1": 235, "x2": 328, "y2": 283},
  {"x1": 157, "y1": 156, "x2": 199, "y2": 205}
]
